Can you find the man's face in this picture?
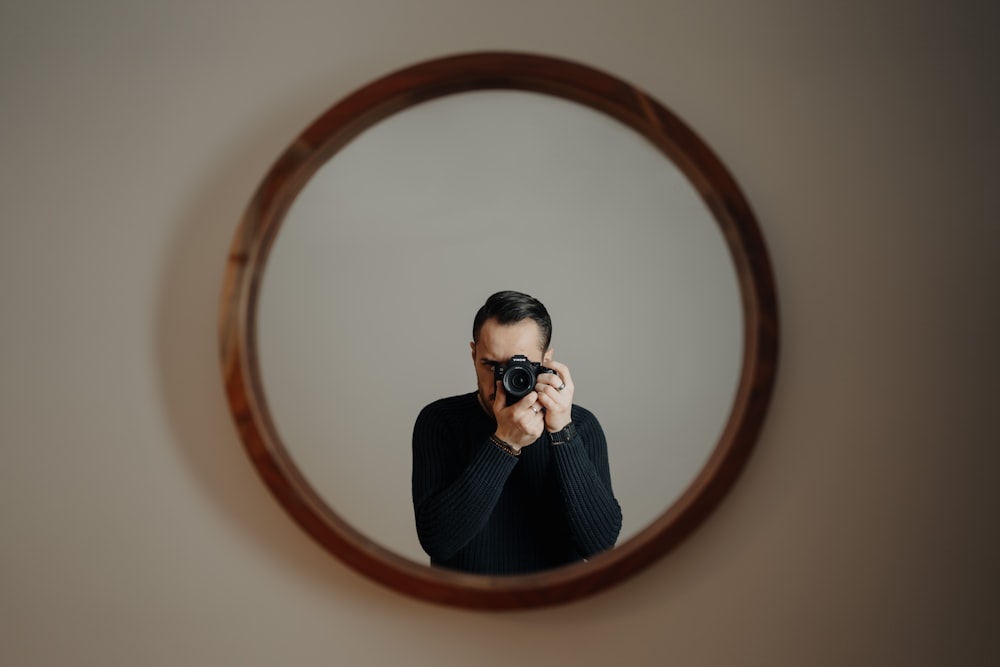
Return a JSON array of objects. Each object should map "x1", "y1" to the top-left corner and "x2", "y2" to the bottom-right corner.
[{"x1": 471, "y1": 317, "x2": 551, "y2": 418}]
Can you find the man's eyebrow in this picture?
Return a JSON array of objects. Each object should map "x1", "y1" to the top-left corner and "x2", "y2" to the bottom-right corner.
[{"x1": 479, "y1": 357, "x2": 500, "y2": 366}]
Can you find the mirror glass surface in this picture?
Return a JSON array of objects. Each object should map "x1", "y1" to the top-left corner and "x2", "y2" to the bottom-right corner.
[{"x1": 256, "y1": 90, "x2": 743, "y2": 565}]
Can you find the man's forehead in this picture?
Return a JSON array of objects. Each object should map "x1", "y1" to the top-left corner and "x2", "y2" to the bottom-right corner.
[{"x1": 477, "y1": 319, "x2": 544, "y2": 357}]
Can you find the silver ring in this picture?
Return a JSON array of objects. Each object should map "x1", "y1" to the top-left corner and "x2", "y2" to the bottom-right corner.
[
  {"x1": 532, "y1": 406, "x2": 539, "y2": 414},
  {"x1": 557, "y1": 382, "x2": 567, "y2": 392}
]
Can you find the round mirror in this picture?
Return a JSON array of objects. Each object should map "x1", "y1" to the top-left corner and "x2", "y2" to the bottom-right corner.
[{"x1": 220, "y1": 52, "x2": 778, "y2": 609}]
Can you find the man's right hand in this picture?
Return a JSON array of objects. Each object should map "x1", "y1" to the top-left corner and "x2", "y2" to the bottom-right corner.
[{"x1": 492, "y1": 381, "x2": 545, "y2": 451}]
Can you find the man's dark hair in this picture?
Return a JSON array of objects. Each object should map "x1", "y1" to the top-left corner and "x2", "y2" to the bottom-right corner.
[{"x1": 472, "y1": 290, "x2": 552, "y2": 352}]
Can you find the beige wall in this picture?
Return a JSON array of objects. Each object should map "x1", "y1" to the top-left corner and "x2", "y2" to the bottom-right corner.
[{"x1": 2, "y1": 1, "x2": 997, "y2": 665}]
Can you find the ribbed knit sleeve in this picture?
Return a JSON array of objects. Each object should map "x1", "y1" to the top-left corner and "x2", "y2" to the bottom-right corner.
[
  {"x1": 411, "y1": 396, "x2": 518, "y2": 562},
  {"x1": 550, "y1": 406, "x2": 622, "y2": 557}
]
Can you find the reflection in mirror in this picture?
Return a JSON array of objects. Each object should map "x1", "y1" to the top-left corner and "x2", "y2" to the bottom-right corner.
[
  {"x1": 256, "y1": 90, "x2": 742, "y2": 566},
  {"x1": 221, "y1": 51, "x2": 777, "y2": 608}
]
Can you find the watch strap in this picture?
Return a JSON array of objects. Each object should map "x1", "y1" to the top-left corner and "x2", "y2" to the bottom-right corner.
[{"x1": 548, "y1": 422, "x2": 577, "y2": 445}]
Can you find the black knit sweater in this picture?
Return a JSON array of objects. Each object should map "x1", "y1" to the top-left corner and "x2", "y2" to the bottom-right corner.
[{"x1": 411, "y1": 392, "x2": 622, "y2": 575}]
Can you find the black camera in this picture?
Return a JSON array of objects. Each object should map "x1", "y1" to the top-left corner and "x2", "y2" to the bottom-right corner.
[{"x1": 493, "y1": 354, "x2": 557, "y2": 405}]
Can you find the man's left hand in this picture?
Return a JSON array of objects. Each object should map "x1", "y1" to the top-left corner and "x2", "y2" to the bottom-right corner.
[{"x1": 535, "y1": 359, "x2": 573, "y2": 433}]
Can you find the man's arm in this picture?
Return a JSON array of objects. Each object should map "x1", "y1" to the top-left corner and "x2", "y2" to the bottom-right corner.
[
  {"x1": 550, "y1": 406, "x2": 622, "y2": 557},
  {"x1": 535, "y1": 360, "x2": 622, "y2": 556},
  {"x1": 411, "y1": 403, "x2": 518, "y2": 562}
]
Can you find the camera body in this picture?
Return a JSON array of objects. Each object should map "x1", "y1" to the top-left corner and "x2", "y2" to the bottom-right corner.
[{"x1": 493, "y1": 354, "x2": 557, "y2": 405}]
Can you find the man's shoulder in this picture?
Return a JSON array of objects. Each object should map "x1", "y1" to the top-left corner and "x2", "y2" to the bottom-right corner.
[{"x1": 570, "y1": 403, "x2": 600, "y2": 425}]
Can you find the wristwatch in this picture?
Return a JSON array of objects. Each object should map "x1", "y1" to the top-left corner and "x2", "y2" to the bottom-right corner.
[{"x1": 548, "y1": 422, "x2": 577, "y2": 445}]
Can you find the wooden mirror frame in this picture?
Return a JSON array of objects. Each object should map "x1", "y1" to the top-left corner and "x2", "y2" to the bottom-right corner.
[{"x1": 219, "y1": 51, "x2": 778, "y2": 609}]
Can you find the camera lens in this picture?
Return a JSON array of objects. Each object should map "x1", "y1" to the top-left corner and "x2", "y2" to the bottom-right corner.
[{"x1": 504, "y1": 367, "x2": 533, "y2": 396}]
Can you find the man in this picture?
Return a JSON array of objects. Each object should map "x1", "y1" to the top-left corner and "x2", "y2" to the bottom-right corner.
[{"x1": 412, "y1": 290, "x2": 622, "y2": 575}]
